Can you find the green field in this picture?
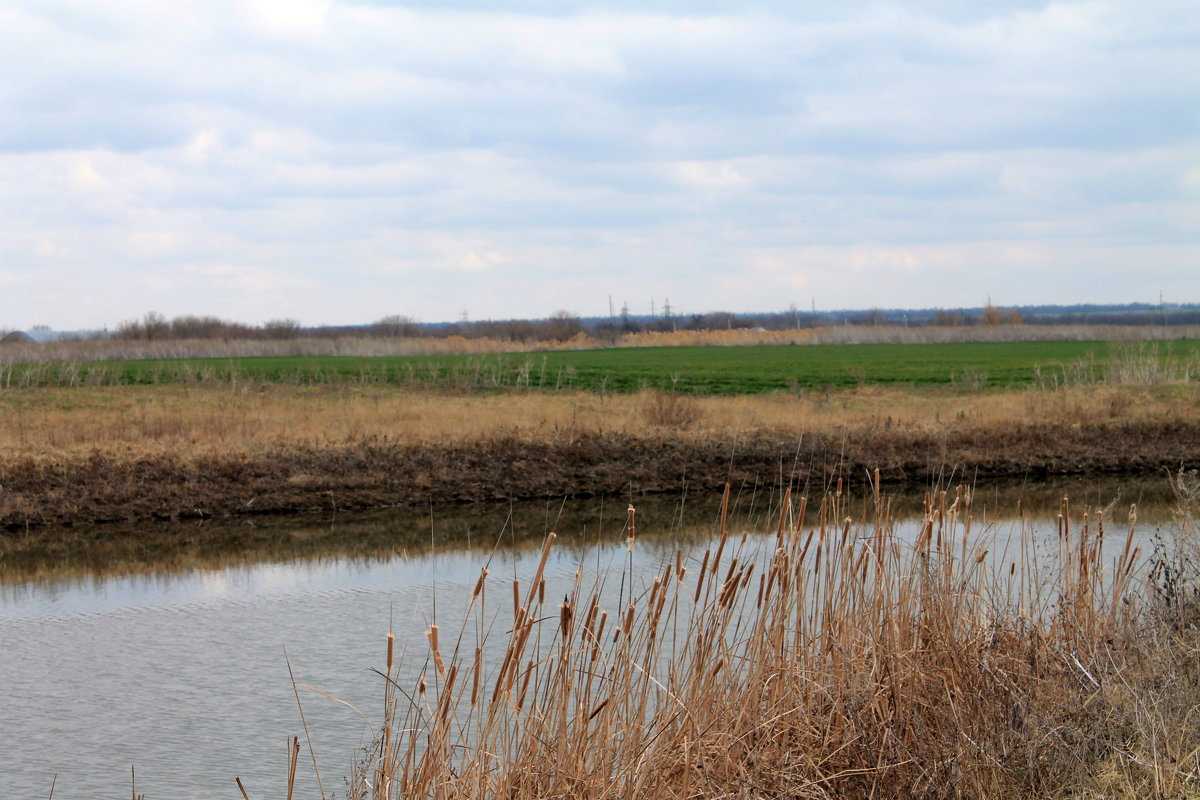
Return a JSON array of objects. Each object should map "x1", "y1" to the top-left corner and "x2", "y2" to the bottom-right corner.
[{"x1": 3, "y1": 340, "x2": 1198, "y2": 393}]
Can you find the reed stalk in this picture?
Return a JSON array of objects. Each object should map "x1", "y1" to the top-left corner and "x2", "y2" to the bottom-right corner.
[{"x1": 291, "y1": 485, "x2": 1200, "y2": 800}]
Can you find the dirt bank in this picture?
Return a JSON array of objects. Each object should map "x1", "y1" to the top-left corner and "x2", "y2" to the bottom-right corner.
[{"x1": 3, "y1": 419, "x2": 1198, "y2": 530}]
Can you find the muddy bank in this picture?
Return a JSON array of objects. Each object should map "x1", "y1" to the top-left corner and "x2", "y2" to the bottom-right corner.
[{"x1": 3, "y1": 420, "x2": 1199, "y2": 531}]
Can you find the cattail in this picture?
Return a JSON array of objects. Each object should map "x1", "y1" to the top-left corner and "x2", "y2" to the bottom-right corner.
[
  {"x1": 471, "y1": 647, "x2": 481, "y2": 706},
  {"x1": 798, "y1": 530, "x2": 815, "y2": 564},
  {"x1": 719, "y1": 482, "x2": 730, "y2": 540},
  {"x1": 1120, "y1": 504, "x2": 1137, "y2": 567},
  {"x1": 583, "y1": 596, "x2": 599, "y2": 640},
  {"x1": 776, "y1": 486, "x2": 791, "y2": 543},
  {"x1": 526, "y1": 532, "x2": 556, "y2": 607},
  {"x1": 472, "y1": 567, "x2": 489, "y2": 600},
  {"x1": 515, "y1": 659, "x2": 534, "y2": 711},
  {"x1": 718, "y1": 574, "x2": 738, "y2": 609},
  {"x1": 287, "y1": 737, "x2": 299, "y2": 800},
  {"x1": 560, "y1": 600, "x2": 573, "y2": 636},
  {"x1": 440, "y1": 664, "x2": 458, "y2": 715},
  {"x1": 588, "y1": 697, "x2": 610, "y2": 721},
  {"x1": 819, "y1": 495, "x2": 828, "y2": 542},
  {"x1": 627, "y1": 504, "x2": 636, "y2": 552},
  {"x1": 492, "y1": 644, "x2": 516, "y2": 704},
  {"x1": 427, "y1": 625, "x2": 445, "y2": 676},
  {"x1": 740, "y1": 562, "x2": 756, "y2": 589}
]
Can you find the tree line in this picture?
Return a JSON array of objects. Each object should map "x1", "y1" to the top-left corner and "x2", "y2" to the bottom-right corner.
[{"x1": 7, "y1": 301, "x2": 1199, "y2": 346}]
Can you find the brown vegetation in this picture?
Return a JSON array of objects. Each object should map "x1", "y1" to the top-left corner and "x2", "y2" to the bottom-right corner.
[
  {"x1": 278, "y1": 482, "x2": 1200, "y2": 800},
  {"x1": 4, "y1": 324, "x2": 1200, "y2": 365},
  {"x1": 2, "y1": 384, "x2": 1199, "y2": 529}
]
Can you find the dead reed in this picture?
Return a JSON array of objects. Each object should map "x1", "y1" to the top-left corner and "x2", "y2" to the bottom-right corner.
[
  {"x1": 281, "y1": 483, "x2": 1200, "y2": 800},
  {"x1": 4, "y1": 325, "x2": 1200, "y2": 369}
]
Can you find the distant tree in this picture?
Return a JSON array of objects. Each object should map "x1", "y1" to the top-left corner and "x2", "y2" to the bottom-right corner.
[
  {"x1": 863, "y1": 308, "x2": 887, "y2": 326},
  {"x1": 116, "y1": 311, "x2": 168, "y2": 340},
  {"x1": 262, "y1": 318, "x2": 301, "y2": 339},
  {"x1": 980, "y1": 303, "x2": 1005, "y2": 325},
  {"x1": 373, "y1": 314, "x2": 419, "y2": 338},
  {"x1": 170, "y1": 315, "x2": 242, "y2": 339},
  {"x1": 543, "y1": 310, "x2": 583, "y2": 341},
  {"x1": 980, "y1": 303, "x2": 1020, "y2": 326},
  {"x1": 934, "y1": 309, "x2": 963, "y2": 326},
  {"x1": 142, "y1": 311, "x2": 168, "y2": 340}
]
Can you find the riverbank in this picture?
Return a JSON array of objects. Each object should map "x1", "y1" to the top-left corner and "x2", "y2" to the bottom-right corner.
[{"x1": 2, "y1": 383, "x2": 1198, "y2": 530}]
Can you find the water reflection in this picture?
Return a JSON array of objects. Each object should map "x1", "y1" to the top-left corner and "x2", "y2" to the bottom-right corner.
[
  {"x1": 1, "y1": 474, "x2": 1174, "y2": 589},
  {"x1": 0, "y1": 476, "x2": 1182, "y2": 799}
]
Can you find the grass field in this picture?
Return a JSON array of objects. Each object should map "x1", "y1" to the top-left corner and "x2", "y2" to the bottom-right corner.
[
  {"x1": 4, "y1": 339, "x2": 1199, "y2": 392},
  {"x1": 4, "y1": 335, "x2": 1199, "y2": 529}
]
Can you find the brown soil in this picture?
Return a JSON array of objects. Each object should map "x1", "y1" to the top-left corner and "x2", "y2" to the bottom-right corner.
[{"x1": 3, "y1": 419, "x2": 1198, "y2": 531}]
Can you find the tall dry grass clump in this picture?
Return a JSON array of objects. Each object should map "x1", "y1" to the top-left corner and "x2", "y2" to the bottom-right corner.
[
  {"x1": 639, "y1": 390, "x2": 703, "y2": 429},
  {"x1": 269, "y1": 480, "x2": 1200, "y2": 800}
]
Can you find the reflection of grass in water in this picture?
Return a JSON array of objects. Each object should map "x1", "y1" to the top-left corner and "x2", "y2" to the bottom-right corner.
[
  {"x1": 0, "y1": 475, "x2": 1178, "y2": 586},
  {"x1": 0, "y1": 494, "x2": 727, "y2": 585},
  {"x1": 276, "y1": 482, "x2": 1200, "y2": 800}
]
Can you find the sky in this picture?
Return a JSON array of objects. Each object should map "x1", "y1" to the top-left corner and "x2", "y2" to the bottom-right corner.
[{"x1": 0, "y1": 0, "x2": 1197, "y2": 330}]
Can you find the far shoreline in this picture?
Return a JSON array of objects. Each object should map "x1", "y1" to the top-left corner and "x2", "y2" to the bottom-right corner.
[{"x1": 3, "y1": 416, "x2": 1197, "y2": 532}]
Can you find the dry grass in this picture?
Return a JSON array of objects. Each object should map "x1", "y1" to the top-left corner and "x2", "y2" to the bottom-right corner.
[
  {"x1": 2, "y1": 383, "x2": 1197, "y2": 464},
  {"x1": 272, "y1": 482, "x2": 1200, "y2": 800},
  {"x1": 619, "y1": 323, "x2": 1200, "y2": 349},
  {"x1": 4, "y1": 325, "x2": 1200, "y2": 366}
]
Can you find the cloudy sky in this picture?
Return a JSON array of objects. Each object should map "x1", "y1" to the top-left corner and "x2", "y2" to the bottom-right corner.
[{"x1": 1, "y1": 0, "x2": 1197, "y2": 330}]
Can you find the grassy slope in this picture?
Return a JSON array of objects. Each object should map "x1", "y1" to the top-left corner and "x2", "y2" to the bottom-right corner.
[{"x1": 3, "y1": 383, "x2": 1200, "y2": 529}]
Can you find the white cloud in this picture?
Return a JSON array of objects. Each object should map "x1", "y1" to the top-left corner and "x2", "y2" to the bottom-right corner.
[
  {"x1": 0, "y1": 0, "x2": 1196, "y2": 329},
  {"x1": 244, "y1": 0, "x2": 333, "y2": 38}
]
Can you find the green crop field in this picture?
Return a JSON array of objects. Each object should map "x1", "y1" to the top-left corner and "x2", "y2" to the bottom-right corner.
[{"x1": 3, "y1": 340, "x2": 1198, "y2": 393}]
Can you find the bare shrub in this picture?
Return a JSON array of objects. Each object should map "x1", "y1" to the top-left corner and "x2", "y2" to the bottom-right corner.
[
  {"x1": 640, "y1": 390, "x2": 702, "y2": 429},
  {"x1": 262, "y1": 319, "x2": 301, "y2": 339}
]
